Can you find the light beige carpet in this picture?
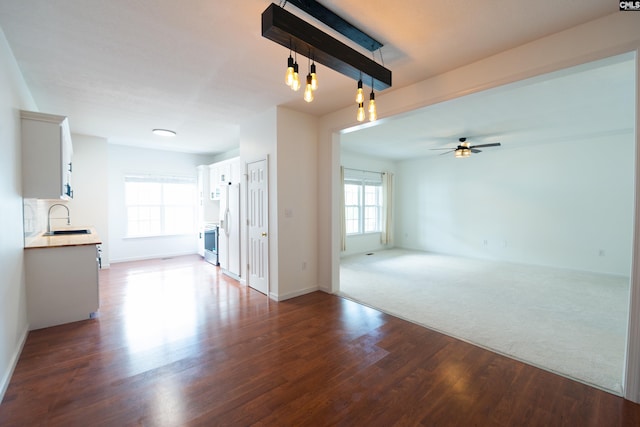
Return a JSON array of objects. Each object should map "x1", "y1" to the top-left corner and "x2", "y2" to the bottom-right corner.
[{"x1": 339, "y1": 249, "x2": 629, "y2": 394}]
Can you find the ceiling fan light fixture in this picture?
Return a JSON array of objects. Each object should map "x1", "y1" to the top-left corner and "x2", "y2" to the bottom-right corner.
[{"x1": 454, "y1": 149, "x2": 470, "y2": 158}]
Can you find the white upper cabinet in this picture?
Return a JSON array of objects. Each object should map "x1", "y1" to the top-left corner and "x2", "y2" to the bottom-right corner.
[
  {"x1": 209, "y1": 164, "x2": 221, "y2": 200},
  {"x1": 228, "y1": 158, "x2": 241, "y2": 185},
  {"x1": 208, "y1": 157, "x2": 240, "y2": 200},
  {"x1": 21, "y1": 110, "x2": 73, "y2": 199}
]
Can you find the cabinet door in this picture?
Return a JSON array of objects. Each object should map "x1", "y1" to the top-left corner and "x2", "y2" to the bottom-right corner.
[
  {"x1": 218, "y1": 161, "x2": 231, "y2": 184},
  {"x1": 21, "y1": 111, "x2": 73, "y2": 199},
  {"x1": 25, "y1": 245, "x2": 99, "y2": 330},
  {"x1": 229, "y1": 158, "x2": 241, "y2": 184},
  {"x1": 209, "y1": 164, "x2": 220, "y2": 200},
  {"x1": 61, "y1": 119, "x2": 73, "y2": 198}
]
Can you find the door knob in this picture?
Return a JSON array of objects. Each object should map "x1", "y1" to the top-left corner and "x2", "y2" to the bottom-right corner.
[{"x1": 261, "y1": 232, "x2": 267, "y2": 237}]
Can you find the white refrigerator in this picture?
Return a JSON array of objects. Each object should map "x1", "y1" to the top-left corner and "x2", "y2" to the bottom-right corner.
[{"x1": 219, "y1": 182, "x2": 240, "y2": 278}]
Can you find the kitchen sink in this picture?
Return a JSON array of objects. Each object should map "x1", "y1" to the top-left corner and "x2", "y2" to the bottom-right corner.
[{"x1": 44, "y1": 229, "x2": 92, "y2": 236}]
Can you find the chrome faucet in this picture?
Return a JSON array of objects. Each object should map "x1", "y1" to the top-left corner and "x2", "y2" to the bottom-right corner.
[{"x1": 47, "y1": 203, "x2": 70, "y2": 233}]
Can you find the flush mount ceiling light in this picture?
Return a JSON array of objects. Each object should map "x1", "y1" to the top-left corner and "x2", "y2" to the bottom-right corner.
[
  {"x1": 262, "y1": 1, "x2": 391, "y2": 113},
  {"x1": 152, "y1": 129, "x2": 176, "y2": 137}
]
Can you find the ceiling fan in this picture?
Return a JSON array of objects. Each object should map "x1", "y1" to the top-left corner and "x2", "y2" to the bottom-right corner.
[{"x1": 431, "y1": 137, "x2": 502, "y2": 158}]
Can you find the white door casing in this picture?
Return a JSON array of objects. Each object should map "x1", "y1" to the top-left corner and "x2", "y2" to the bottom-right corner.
[
  {"x1": 247, "y1": 159, "x2": 269, "y2": 295},
  {"x1": 228, "y1": 183, "x2": 241, "y2": 276}
]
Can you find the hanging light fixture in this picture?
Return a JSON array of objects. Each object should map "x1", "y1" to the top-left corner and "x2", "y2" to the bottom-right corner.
[
  {"x1": 355, "y1": 78, "x2": 364, "y2": 104},
  {"x1": 310, "y1": 60, "x2": 318, "y2": 91},
  {"x1": 263, "y1": 4, "x2": 391, "y2": 89},
  {"x1": 304, "y1": 54, "x2": 315, "y2": 102},
  {"x1": 264, "y1": 4, "x2": 392, "y2": 116},
  {"x1": 291, "y1": 51, "x2": 300, "y2": 91},
  {"x1": 304, "y1": 74, "x2": 314, "y2": 102},
  {"x1": 368, "y1": 78, "x2": 377, "y2": 122},
  {"x1": 356, "y1": 102, "x2": 365, "y2": 122},
  {"x1": 285, "y1": 51, "x2": 295, "y2": 86}
]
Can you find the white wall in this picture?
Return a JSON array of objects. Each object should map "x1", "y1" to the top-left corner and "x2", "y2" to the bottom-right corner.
[
  {"x1": 0, "y1": 26, "x2": 37, "y2": 401},
  {"x1": 240, "y1": 107, "x2": 278, "y2": 294},
  {"x1": 68, "y1": 134, "x2": 110, "y2": 266},
  {"x1": 239, "y1": 106, "x2": 318, "y2": 300},
  {"x1": 396, "y1": 133, "x2": 634, "y2": 275},
  {"x1": 107, "y1": 144, "x2": 212, "y2": 263},
  {"x1": 276, "y1": 107, "x2": 318, "y2": 300},
  {"x1": 341, "y1": 150, "x2": 397, "y2": 257}
]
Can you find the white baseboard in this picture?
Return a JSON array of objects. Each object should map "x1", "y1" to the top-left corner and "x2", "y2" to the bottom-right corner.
[
  {"x1": 0, "y1": 325, "x2": 29, "y2": 403},
  {"x1": 271, "y1": 285, "x2": 319, "y2": 301},
  {"x1": 109, "y1": 251, "x2": 198, "y2": 264}
]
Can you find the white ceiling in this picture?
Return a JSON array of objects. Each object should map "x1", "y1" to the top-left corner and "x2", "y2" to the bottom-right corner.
[
  {"x1": 0, "y1": 1, "x2": 620, "y2": 155},
  {"x1": 341, "y1": 53, "x2": 636, "y2": 160}
]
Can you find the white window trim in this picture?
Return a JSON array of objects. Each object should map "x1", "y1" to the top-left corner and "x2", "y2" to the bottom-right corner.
[{"x1": 124, "y1": 174, "x2": 197, "y2": 238}]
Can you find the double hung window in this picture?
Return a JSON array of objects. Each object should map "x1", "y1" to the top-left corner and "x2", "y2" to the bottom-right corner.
[
  {"x1": 344, "y1": 169, "x2": 383, "y2": 235},
  {"x1": 125, "y1": 175, "x2": 196, "y2": 237}
]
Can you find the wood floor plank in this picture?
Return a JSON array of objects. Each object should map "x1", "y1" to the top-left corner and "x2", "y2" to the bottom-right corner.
[{"x1": 1, "y1": 255, "x2": 639, "y2": 426}]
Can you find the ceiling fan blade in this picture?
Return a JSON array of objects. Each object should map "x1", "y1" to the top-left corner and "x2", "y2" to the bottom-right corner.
[
  {"x1": 439, "y1": 150, "x2": 455, "y2": 156},
  {"x1": 430, "y1": 147, "x2": 456, "y2": 150},
  {"x1": 470, "y1": 149, "x2": 482, "y2": 153},
  {"x1": 470, "y1": 143, "x2": 501, "y2": 149}
]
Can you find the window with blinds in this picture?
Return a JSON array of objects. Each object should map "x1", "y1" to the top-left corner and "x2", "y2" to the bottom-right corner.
[
  {"x1": 124, "y1": 175, "x2": 197, "y2": 237},
  {"x1": 344, "y1": 169, "x2": 383, "y2": 235}
]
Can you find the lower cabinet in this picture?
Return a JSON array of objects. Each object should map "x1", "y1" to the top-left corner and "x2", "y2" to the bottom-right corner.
[{"x1": 25, "y1": 244, "x2": 99, "y2": 330}]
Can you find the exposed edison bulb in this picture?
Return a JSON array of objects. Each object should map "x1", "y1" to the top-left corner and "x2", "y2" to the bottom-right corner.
[
  {"x1": 285, "y1": 55, "x2": 294, "y2": 86},
  {"x1": 368, "y1": 91, "x2": 377, "y2": 121},
  {"x1": 304, "y1": 74, "x2": 314, "y2": 102},
  {"x1": 357, "y1": 103, "x2": 365, "y2": 122},
  {"x1": 355, "y1": 79, "x2": 364, "y2": 104},
  {"x1": 310, "y1": 63, "x2": 318, "y2": 91},
  {"x1": 291, "y1": 62, "x2": 300, "y2": 91}
]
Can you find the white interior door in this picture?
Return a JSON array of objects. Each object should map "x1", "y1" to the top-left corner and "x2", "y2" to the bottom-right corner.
[{"x1": 247, "y1": 159, "x2": 269, "y2": 295}]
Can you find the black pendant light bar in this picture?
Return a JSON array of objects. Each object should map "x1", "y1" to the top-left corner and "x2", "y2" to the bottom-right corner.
[
  {"x1": 284, "y1": 0, "x2": 383, "y2": 52},
  {"x1": 262, "y1": 3, "x2": 392, "y2": 91}
]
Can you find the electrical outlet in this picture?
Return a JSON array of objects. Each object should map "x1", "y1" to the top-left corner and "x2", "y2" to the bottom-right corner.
[{"x1": 599, "y1": 249, "x2": 605, "y2": 257}]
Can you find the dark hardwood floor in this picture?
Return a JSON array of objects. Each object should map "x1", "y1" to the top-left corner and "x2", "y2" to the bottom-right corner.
[{"x1": 1, "y1": 255, "x2": 639, "y2": 426}]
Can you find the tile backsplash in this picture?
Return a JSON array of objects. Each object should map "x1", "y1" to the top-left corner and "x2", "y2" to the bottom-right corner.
[{"x1": 23, "y1": 198, "x2": 70, "y2": 241}]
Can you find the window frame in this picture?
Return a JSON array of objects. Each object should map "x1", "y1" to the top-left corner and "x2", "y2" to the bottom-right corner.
[
  {"x1": 124, "y1": 174, "x2": 197, "y2": 238},
  {"x1": 343, "y1": 170, "x2": 383, "y2": 236}
]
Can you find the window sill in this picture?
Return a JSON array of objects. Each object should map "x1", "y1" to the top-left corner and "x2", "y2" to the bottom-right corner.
[
  {"x1": 124, "y1": 233, "x2": 195, "y2": 240},
  {"x1": 346, "y1": 231, "x2": 382, "y2": 237}
]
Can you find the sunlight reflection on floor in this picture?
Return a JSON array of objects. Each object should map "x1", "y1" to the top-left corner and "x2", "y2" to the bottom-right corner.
[{"x1": 123, "y1": 267, "x2": 199, "y2": 374}]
